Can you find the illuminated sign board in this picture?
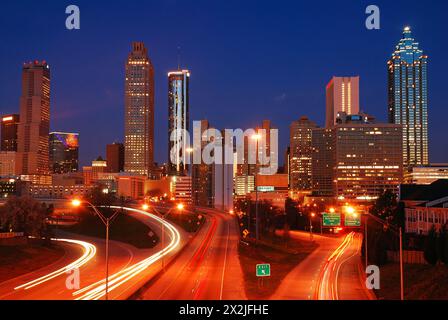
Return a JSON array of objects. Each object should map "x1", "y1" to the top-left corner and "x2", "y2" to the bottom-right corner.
[
  {"x1": 2, "y1": 116, "x2": 13, "y2": 122},
  {"x1": 344, "y1": 213, "x2": 361, "y2": 227},
  {"x1": 323, "y1": 213, "x2": 341, "y2": 227},
  {"x1": 257, "y1": 186, "x2": 275, "y2": 192}
]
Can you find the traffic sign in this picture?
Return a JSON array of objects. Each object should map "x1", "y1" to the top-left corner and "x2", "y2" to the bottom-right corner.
[
  {"x1": 345, "y1": 213, "x2": 361, "y2": 227},
  {"x1": 323, "y1": 213, "x2": 341, "y2": 227},
  {"x1": 256, "y1": 264, "x2": 271, "y2": 277},
  {"x1": 242, "y1": 229, "x2": 250, "y2": 238}
]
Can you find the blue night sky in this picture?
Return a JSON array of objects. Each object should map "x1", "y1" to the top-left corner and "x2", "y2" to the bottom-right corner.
[{"x1": 0, "y1": 0, "x2": 447, "y2": 167}]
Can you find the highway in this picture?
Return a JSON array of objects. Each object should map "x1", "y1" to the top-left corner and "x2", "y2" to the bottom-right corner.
[
  {"x1": 0, "y1": 206, "x2": 185, "y2": 300},
  {"x1": 138, "y1": 208, "x2": 246, "y2": 300},
  {"x1": 273, "y1": 231, "x2": 374, "y2": 300}
]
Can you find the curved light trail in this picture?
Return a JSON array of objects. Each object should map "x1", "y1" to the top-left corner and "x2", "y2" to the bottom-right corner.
[
  {"x1": 14, "y1": 238, "x2": 97, "y2": 291},
  {"x1": 315, "y1": 232, "x2": 359, "y2": 300},
  {"x1": 73, "y1": 206, "x2": 181, "y2": 300}
]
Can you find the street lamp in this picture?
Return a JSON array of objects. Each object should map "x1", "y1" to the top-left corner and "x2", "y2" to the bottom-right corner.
[
  {"x1": 251, "y1": 133, "x2": 261, "y2": 242},
  {"x1": 71, "y1": 198, "x2": 122, "y2": 300},
  {"x1": 309, "y1": 212, "x2": 316, "y2": 241}
]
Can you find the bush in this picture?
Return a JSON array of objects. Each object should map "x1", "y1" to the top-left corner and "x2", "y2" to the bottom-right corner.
[{"x1": 424, "y1": 226, "x2": 438, "y2": 265}]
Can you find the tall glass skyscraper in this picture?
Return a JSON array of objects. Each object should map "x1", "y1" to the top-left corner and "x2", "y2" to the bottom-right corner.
[
  {"x1": 124, "y1": 42, "x2": 154, "y2": 176},
  {"x1": 388, "y1": 27, "x2": 429, "y2": 168},
  {"x1": 168, "y1": 69, "x2": 190, "y2": 176}
]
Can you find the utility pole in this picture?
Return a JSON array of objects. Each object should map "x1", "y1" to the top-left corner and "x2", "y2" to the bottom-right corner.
[{"x1": 399, "y1": 227, "x2": 404, "y2": 300}]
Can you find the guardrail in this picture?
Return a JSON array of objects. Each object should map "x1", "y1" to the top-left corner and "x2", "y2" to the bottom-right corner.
[{"x1": 0, "y1": 232, "x2": 25, "y2": 239}]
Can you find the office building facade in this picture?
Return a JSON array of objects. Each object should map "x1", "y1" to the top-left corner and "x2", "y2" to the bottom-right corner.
[
  {"x1": 326, "y1": 76, "x2": 360, "y2": 128},
  {"x1": 168, "y1": 70, "x2": 190, "y2": 176},
  {"x1": 107, "y1": 142, "x2": 124, "y2": 173},
  {"x1": 124, "y1": 42, "x2": 154, "y2": 176},
  {"x1": 1, "y1": 114, "x2": 19, "y2": 151},
  {"x1": 49, "y1": 132, "x2": 79, "y2": 174},
  {"x1": 388, "y1": 27, "x2": 429, "y2": 168},
  {"x1": 16, "y1": 61, "x2": 51, "y2": 175},
  {"x1": 289, "y1": 116, "x2": 318, "y2": 192}
]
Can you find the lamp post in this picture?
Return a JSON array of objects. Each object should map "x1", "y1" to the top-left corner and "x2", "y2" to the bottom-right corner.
[
  {"x1": 252, "y1": 133, "x2": 261, "y2": 242},
  {"x1": 71, "y1": 198, "x2": 122, "y2": 300},
  {"x1": 309, "y1": 212, "x2": 316, "y2": 241}
]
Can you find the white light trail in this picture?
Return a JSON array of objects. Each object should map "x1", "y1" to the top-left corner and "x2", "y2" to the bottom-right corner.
[
  {"x1": 14, "y1": 238, "x2": 97, "y2": 291},
  {"x1": 73, "y1": 206, "x2": 181, "y2": 300}
]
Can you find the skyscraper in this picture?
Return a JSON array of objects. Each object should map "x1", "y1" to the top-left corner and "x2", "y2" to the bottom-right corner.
[
  {"x1": 168, "y1": 69, "x2": 190, "y2": 176},
  {"x1": 192, "y1": 120, "x2": 213, "y2": 206},
  {"x1": 16, "y1": 61, "x2": 50, "y2": 175},
  {"x1": 326, "y1": 76, "x2": 360, "y2": 128},
  {"x1": 106, "y1": 142, "x2": 124, "y2": 173},
  {"x1": 1, "y1": 114, "x2": 19, "y2": 152},
  {"x1": 289, "y1": 116, "x2": 318, "y2": 192},
  {"x1": 124, "y1": 42, "x2": 154, "y2": 176},
  {"x1": 388, "y1": 27, "x2": 429, "y2": 168},
  {"x1": 49, "y1": 132, "x2": 79, "y2": 173}
]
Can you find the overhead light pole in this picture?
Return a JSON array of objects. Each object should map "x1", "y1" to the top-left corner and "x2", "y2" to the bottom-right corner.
[
  {"x1": 71, "y1": 198, "x2": 122, "y2": 300},
  {"x1": 142, "y1": 203, "x2": 184, "y2": 271}
]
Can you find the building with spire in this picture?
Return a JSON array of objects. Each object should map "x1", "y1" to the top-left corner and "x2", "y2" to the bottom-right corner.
[{"x1": 388, "y1": 27, "x2": 429, "y2": 169}]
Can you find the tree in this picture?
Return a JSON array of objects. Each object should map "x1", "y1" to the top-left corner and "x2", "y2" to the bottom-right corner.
[
  {"x1": 370, "y1": 190, "x2": 398, "y2": 221},
  {"x1": 424, "y1": 225, "x2": 438, "y2": 265},
  {"x1": 0, "y1": 197, "x2": 50, "y2": 238},
  {"x1": 439, "y1": 224, "x2": 448, "y2": 265}
]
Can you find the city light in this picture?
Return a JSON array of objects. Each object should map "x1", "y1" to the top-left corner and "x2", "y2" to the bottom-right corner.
[
  {"x1": 142, "y1": 204, "x2": 149, "y2": 211},
  {"x1": 345, "y1": 206, "x2": 355, "y2": 215},
  {"x1": 177, "y1": 203, "x2": 185, "y2": 211},
  {"x1": 71, "y1": 199, "x2": 82, "y2": 207},
  {"x1": 329, "y1": 207, "x2": 336, "y2": 214}
]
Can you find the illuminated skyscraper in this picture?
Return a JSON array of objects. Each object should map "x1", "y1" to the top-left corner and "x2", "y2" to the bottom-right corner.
[
  {"x1": 326, "y1": 76, "x2": 360, "y2": 128},
  {"x1": 289, "y1": 116, "x2": 318, "y2": 192},
  {"x1": 124, "y1": 42, "x2": 154, "y2": 176},
  {"x1": 49, "y1": 132, "x2": 79, "y2": 173},
  {"x1": 388, "y1": 27, "x2": 429, "y2": 168},
  {"x1": 16, "y1": 61, "x2": 50, "y2": 175},
  {"x1": 168, "y1": 69, "x2": 190, "y2": 176},
  {"x1": 1, "y1": 114, "x2": 19, "y2": 151}
]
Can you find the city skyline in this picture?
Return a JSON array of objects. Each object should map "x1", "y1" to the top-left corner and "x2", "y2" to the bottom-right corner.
[
  {"x1": 0, "y1": 1, "x2": 447, "y2": 167},
  {"x1": 1, "y1": 1, "x2": 448, "y2": 305}
]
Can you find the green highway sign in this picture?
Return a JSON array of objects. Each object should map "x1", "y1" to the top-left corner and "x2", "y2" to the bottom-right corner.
[
  {"x1": 345, "y1": 213, "x2": 361, "y2": 227},
  {"x1": 323, "y1": 213, "x2": 341, "y2": 227},
  {"x1": 256, "y1": 264, "x2": 271, "y2": 277}
]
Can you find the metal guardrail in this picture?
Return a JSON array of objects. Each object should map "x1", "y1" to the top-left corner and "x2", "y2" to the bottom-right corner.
[{"x1": 0, "y1": 232, "x2": 24, "y2": 239}]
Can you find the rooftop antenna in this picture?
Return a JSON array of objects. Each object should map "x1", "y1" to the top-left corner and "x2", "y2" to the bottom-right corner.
[{"x1": 177, "y1": 46, "x2": 181, "y2": 70}]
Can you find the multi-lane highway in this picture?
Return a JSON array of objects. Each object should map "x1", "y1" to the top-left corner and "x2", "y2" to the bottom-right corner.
[
  {"x1": 273, "y1": 231, "x2": 374, "y2": 300},
  {"x1": 138, "y1": 208, "x2": 246, "y2": 300},
  {"x1": 0, "y1": 206, "x2": 185, "y2": 300},
  {"x1": 0, "y1": 203, "x2": 372, "y2": 301}
]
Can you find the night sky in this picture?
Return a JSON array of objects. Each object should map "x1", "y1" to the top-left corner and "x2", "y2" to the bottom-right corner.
[{"x1": 0, "y1": 0, "x2": 447, "y2": 167}]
